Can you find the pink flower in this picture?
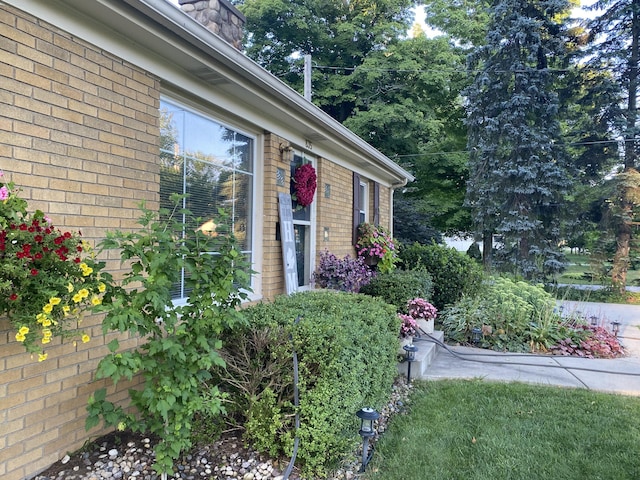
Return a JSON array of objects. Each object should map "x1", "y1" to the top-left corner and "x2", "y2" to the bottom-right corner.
[{"x1": 0, "y1": 186, "x2": 8, "y2": 200}]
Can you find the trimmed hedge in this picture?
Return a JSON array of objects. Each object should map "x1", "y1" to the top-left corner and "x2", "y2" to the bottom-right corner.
[
  {"x1": 399, "y1": 242, "x2": 483, "y2": 310},
  {"x1": 358, "y1": 270, "x2": 433, "y2": 313},
  {"x1": 217, "y1": 291, "x2": 399, "y2": 478}
]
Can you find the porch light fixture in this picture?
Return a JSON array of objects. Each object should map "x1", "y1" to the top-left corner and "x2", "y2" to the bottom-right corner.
[
  {"x1": 471, "y1": 327, "x2": 482, "y2": 345},
  {"x1": 279, "y1": 143, "x2": 293, "y2": 162},
  {"x1": 403, "y1": 343, "x2": 418, "y2": 383},
  {"x1": 612, "y1": 321, "x2": 621, "y2": 337},
  {"x1": 356, "y1": 407, "x2": 380, "y2": 473}
]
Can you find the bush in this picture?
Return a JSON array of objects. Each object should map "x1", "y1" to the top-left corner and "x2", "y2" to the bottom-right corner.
[
  {"x1": 312, "y1": 250, "x2": 375, "y2": 292},
  {"x1": 440, "y1": 277, "x2": 626, "y2": 356},
  {"x1": 86, "y1": 201, "x2": 251, "y2": 474},
  {"x1": 441, "y1": 277, "x2": 558, "y2": 351},
  {"x1": 399, "y1": 242, "x2": 483, "y2": 310},
  {"x1": 358, "y1": 270, "x2": 433, "y2": 313},
  {"x1": 217, "y1": 291, "x2": 399, "y2": 478}
]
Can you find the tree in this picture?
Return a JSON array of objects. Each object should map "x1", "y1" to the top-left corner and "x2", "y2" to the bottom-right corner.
[
  {"x1": 236, "y1": 0, "x2": 417, "y2": 122},
  {"x1": 585, "y1": 0, "x2": 640, "y2": 291},
  {"x1": 393, "y1": 195, "x2": 442, "y2": 245},
  {"x1": 465, "y1": 0, "x2": 573, "y2": 280},
  {"x1": 422, "y1": 0, "x2": 491, "y2": 46},
  {"x1": 342, "y1": 32, "x2": 472, "y2": 234}
]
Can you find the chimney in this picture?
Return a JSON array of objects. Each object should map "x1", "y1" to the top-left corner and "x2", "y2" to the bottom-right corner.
[{"x1": 178, "y1": 0, "x2": 245, "y2": 50}]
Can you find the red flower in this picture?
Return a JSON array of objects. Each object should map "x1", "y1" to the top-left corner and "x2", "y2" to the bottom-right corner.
[
  {"x1": 74, "y1": 257, "x2": 81, "y2": 263},
  {"x1": 19, "y1": 224, "x2": 27, "y2": 231},
  {"x1": 54, "y1": 236, "x2": 64, "y2": 245},
  {"x1": 30, "y1": 268, "x2": 38, "y2": 276},
  {"x1": 9, "y1": 293, "x2": 18, "y2": 301},
  {"x1": 34, "y1": 253, "x2": 43, "y2": 260},
  {"x1": 34, "y1": 235, "x2": 43, "y2": 243},
  {"x1": 63, "y1": 231, "x2": 72, "y2": 239}
]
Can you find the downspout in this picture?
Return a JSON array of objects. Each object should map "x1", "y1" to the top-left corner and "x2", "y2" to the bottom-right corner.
[{"x1": 389, "y1": 177, "x2": 409, "y2": 236}]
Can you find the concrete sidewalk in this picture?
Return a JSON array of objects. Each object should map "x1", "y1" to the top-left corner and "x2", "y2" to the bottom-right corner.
[{"x1": 418, "y1": 301, "x2": 640, "y2": 397}]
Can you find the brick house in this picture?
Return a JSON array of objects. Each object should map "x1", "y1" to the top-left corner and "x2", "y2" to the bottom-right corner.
[{"x1": 0, "y1": 0, "x2": 413, "y2": 478}]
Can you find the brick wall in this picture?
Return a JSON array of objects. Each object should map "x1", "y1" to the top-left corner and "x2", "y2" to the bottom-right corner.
[
  {"x1": 0, "y1": 5, "x2": 160, "y2": 479},
  {"x1": 315, "y1": 156, "x2": 358, "y2": 259},
  {"x1": 261, "y1": 133, "x2": 288, "y2": 300}
]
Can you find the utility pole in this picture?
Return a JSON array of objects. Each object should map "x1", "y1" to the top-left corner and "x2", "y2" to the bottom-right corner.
[{"x1": 304, "y1": 54, "x2": 312, "y2": 101}]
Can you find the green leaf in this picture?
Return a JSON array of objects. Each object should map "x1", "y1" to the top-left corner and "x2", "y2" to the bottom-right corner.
[{"x1": 107, "y1": 339, "x2": 120, "y2": 352}]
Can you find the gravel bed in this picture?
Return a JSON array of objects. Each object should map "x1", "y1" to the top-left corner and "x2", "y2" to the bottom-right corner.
[{"x1": 34, "y1": 379, "x2": 413, "y2": 480}]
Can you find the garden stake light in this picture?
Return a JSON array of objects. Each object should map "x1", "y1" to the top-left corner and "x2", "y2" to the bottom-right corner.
[
  {"x1": 403, "y1": 343, "x2": 418, "y2": 383},
  {"x1": 356, "y1": 407, "x2": 380, "y2": 473},
  {"x1": 590, "y1": 316, "x2": 598, "y2": 327},
  {"x1": 612, "y1": 321, "x2": 621, "y2": 337},
  {"x1": 471, "y1": 327, "x2": 482, "y2": 345}
]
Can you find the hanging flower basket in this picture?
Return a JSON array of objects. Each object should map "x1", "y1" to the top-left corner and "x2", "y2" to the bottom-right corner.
[{"x1": 292, "y1": 163, "x2": 317, "y2": 207}]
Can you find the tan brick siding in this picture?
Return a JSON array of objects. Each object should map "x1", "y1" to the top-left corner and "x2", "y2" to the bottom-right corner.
[
  {"x1": 261, "y1": 134, "x2": 288, "y2": 300},
  {"x1": 0, "y1": 5, "x2": 159, "y2": 479},
  {"x1": 315, "y1": 157, "x2": 357, "y2": 259}
]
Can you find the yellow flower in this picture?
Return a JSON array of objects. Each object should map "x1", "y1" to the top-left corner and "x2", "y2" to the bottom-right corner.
[
  {"x1": 91, "y1": 296, "x2": 102, "y2": 306},
  {"x1": 72, "y1": 293, "x2": 82, "y2": 303},
  {"x1": 79, "y1": 263, "x2": 93, "y2": 276},
  {"x1": 38, "y1": 353, "x2": 48, "y2": 362},
  {"x1": 42, "y1": 317, "x2": 52, "y2": 327},
  {"x1": 41, "y1": 337, "x2": 50, "y2": 344},
  {"x1": 67, "y1": 283, "x2": 74, "y2": 293},
  {"x1": 15, "y1": 332, "x2": 26, "y2": 342},
  {"x1": 49, "y1": 297, "x2": 61, "y2": 306},
  {"x1": 19, "y1": 326, "x2": 29, "y2": 335},
  {"x1": 42, "y1": 328, "x2": 52, "y2": 338},
  {"x1": 42, "y1": 303, "x2": 53, "y2": 314},
  {"x1": 78, "y1": 288, "x2": 89, "y2": 299},
  {"x1": 98, "y1": 282, "x2": 106, "y2": 293},
  {"x1": 117, "y1": 422, "x2": 126, "y2": 431},
  {"x1": 81, "y1": 334, "x2": 90, "y2": 343},
  {"x1": 63, "y1": 305, "x2": 71, "y2": 315},
  {"x1": 36, "y1": 313, "x2": 47, "y2": 324}
]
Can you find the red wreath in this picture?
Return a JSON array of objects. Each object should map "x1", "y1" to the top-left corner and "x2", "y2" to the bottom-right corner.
[{"x1": 293, "y1": 163, "x2": 317, "y2": 207}]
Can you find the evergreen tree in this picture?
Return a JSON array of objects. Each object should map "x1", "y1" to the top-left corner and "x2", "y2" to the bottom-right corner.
[
  {"x1": 465, "y1": 0, "x2": 573, "y2": 280},
  {"x1": 585, "y1": 0, "x2": 640, "y2": 291}
]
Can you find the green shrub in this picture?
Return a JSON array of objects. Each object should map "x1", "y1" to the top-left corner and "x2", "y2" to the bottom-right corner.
[
  {"x1": 399, "y1": 242, "x2": 483, "y2": 310},
  {"x1": 86, "y1": 200, "x2": 251, "y2": 474},
  {"x1": 441, "y1": 277, "x2": 561, "y2": 352},
  {"x1": 358, "y1": 270, "x2": 433, "y2": 312},
  {"x1": 218, "y1": 291, "x2": 399, "y2": 478}
]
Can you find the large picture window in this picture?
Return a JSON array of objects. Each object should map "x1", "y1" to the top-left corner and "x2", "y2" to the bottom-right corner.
[{"x1": 159, "y1": 98, "x2": 254, "y2": 299}]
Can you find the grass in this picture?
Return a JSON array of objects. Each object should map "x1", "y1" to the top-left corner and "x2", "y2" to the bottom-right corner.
[
  {"x1": 555, "y1": 252, "x2": 640, "y2": 287},
  {"x1": 364, "y1": 380, "x2": 640, "y2": 480}
]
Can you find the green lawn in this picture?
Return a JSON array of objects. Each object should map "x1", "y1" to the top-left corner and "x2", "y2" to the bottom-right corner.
[
  {"x1": 364, "y1": 380, "x2": 640, "y2": 480},
  {"x1": 555, "y1": 252, "x2": 640, "y2": 286}
]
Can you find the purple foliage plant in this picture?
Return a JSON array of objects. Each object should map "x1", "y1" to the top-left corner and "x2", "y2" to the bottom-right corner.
[{"x1": 312, "y1": 250, "x2": 375, "y2": 293}]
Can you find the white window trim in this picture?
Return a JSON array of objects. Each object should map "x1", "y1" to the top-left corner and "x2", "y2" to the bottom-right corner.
[
  {"x1": 160, "y1": 94, "x2": 263, "y2": 302},
  {"x1": 291, "y1": 151, "x2": 316, "y2": 289}
]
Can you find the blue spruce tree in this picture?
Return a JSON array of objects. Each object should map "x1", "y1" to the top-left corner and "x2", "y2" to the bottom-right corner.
[{"x1": 465, "y1": 0, "x2": 573, "y2": 280}]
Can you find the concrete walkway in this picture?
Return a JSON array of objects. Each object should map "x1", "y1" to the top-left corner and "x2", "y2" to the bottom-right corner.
[{"x1": 420, "y1": 301, "x2": 640, "y2": 397}]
